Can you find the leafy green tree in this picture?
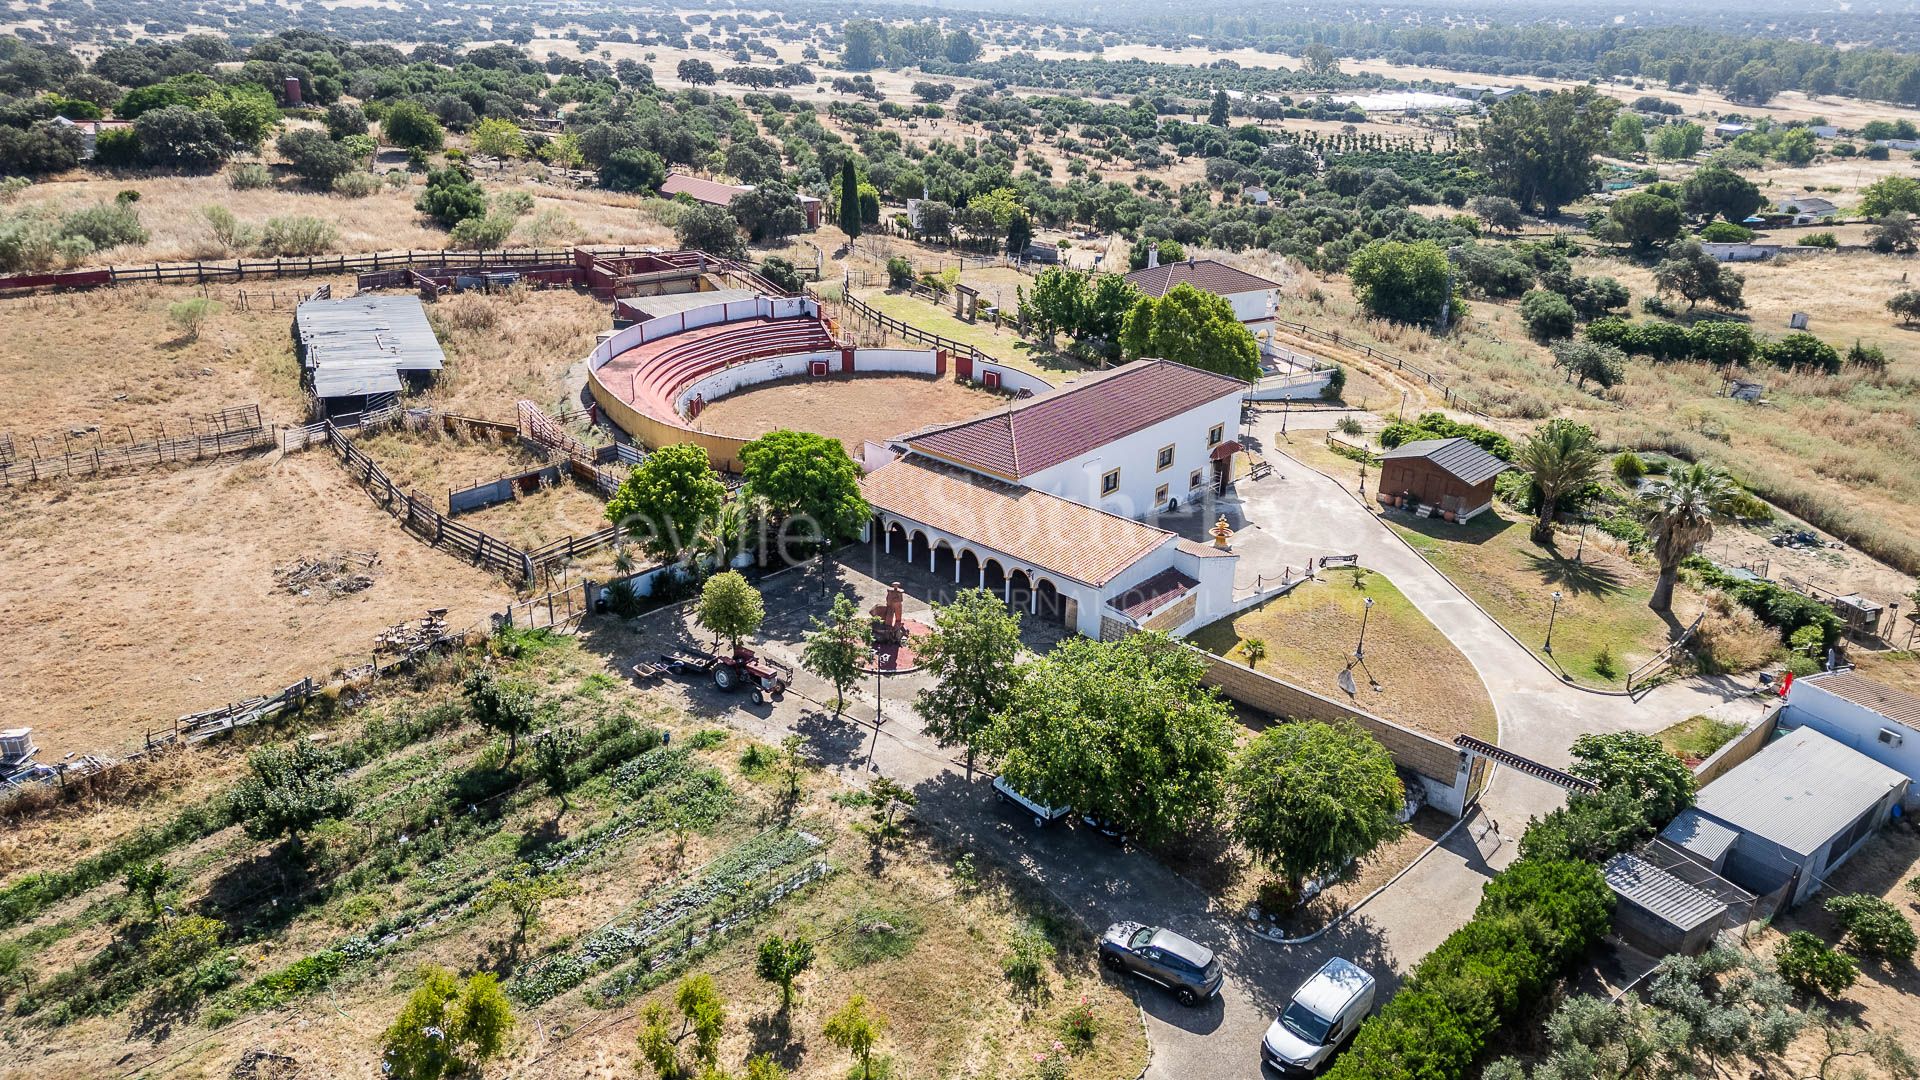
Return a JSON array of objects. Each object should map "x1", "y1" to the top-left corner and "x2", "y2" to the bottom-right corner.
[
  {"x1": 675, "y1": 58, "x2": 717, "y2": 86},
  {"x1": 1348, "y1": 239, "x2": 1452, "y2": 325},
  {"x1": 1609, "y1": 191, "x2": 1684, "y2": 252},
  {"x1": 755, "y1": 932, "x2": 815, "y2": 1012},
  {"x1": 824, "y1": 993, "x2": 884, "y2": 1080},
  {"x1": 678, "y1": 975, "x2": 727, "y2": 1066},
  {"x1": 986, "y1": 633, "x2": 1235, "y2": 846},
  {"x1": 866, "y1": 775, "x2": 917, "y2": 846},
  {"x1": 415, "y1": 166, "x2": 488, "y2": 228},
  {"x1": 1857, "y1": 175, "x2": 1920, "y2": 217},
  {"x1": 1650, "y1": 121, "x2": 1705, "y2": 161},
  {"x1": 1208, "y1": 89, "x2": 1229, "y2": 127},
  {"x1": 1516, "y1": 419, "x2": 1604, "y2": 543},
  {"x1": 672, "y1": 201, "x2": 746, "y2": 259},
  {"x1": 1005, "y1": 211, "x2": 1032, "y2": 257},
  {"x1": 134, "y1": 105, "x2": 232, "y2": 171},
  {"x1": 323, "y1": 102, "x2": 368, "y2": 139},
  {"x1": 204, "y1": 85, "x2": 280, "y2": 151},
  {"x1": 1082, "y1": 273, "x2": 1140, "y2": 349},
  {"x1": 534, "y1": 727, "x2": 578, "y2": 814},
  {"x1": 1241, "y1": 637, "x2": 1267, "y2": 669},
  {"x1": 1609, "y1": 113, "x2": 1646, "y2": 157},
  {"x1": 839, "y1": 21, "x2": 885, "y2": 71},
  {"x1": 381, "y1": 966, "x2": 514, "y2": 1080},
  {"x1": 838, "y1": 158, "x2": 862, "y2": 241},
  {"x1": 1118, "y1": 283, "x2": 1262, "y2": 381},
  {"x1": 276, "y1": 128, "x2": 356, "y2": 188},
  {"x1": 1890, "y1": 289, "x2": 1920, "y2": 325},
  {"x1": 1569, "y1": 732, "x2": 1695, "y2": 825},
  {"x1": 734, "y1": 181, "x2": 808, "y2": 242},
  {"x1": 738, "y1": 429, "x2": 869, "y2": 543},
  {"x1": 1869, "y1": 213, "x2": 1918, "y2": 254},
  {"x1": 1469, "y1": 195, "x2": 1525, "y2": 234},
  {"x1": 606, "y1": 443, "x2": 727, "y2": 562},
  {"x1": 758, "y1": 255, "x2": 803, "y2": 294},
  {"x1": 1774, "y1": 930, "x2": 1857, "y2": 997},
  {"x1": 1688, "y1": 319, "x2": 1759, "y2": 366},
  {"x1": 382, "y1": 100, "x2": 445, "y2": 151},
  {"x1": 1126, "y1": 236, "x2": 1184, "y2": 270},
  {"x1": 915, "y1": 589, "x2": 1024, "y2": 777},
  {"x1": 1476, "y1": 857, "x2": 1614, "y2": 957},
  {"x1": 1681, "y1": 165, "x2": 1765, "y2": 223},
  {"x1": 228, "y1": 743, "x2": 348, "y2": 857},
  {"x1": 1025, "y1": 265, "x2": 1088, "y2": 344},
  {"x1": 1553, "y1": 339, "x2": 1626, "y2": 392},
  {"x1": 1520, "y1": 289, "x2": 1577, "y2": 341},
  {"x1": 1654, "y1": 238, "x2": 1746, "y2": 310},
  {"x1": 1470, "y1": 86, "x2": 1619, "y2": 214},
  {"x1": 697, "y1": 571, "x2": 765, "y2": 651},
  {"x1": 802, "y1": 592, "x2": 872, "y2": 714},
  {"x1": 1228, "y1": 721, "x2": 1405, "y2": 901},
  {"x1": 1825, "y1": 894, "x2": 1918, "y2": 962},
  {"x1": 470, "y1": 117, "x2": 525, "y2": 164},
  {"x1": 1763, "y1": 331, "x2": 1840, "y2": 374},
  {"x1": 479, "y1": 865, "x2": 571, "y2": 945},
  {"x1": 464, "y1": 668, "x2": 536, "y2": 767},
  {"x1": 1639, "y1": 462, "x2": 1739, "y2": 611},
  {"x1": 600, "y1": 146, "x2": 666, "y2": 193}
]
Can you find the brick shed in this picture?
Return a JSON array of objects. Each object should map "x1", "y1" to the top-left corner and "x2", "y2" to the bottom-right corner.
[{"x1": 1377, "y1": 437, "x2": 1511, "y2": 522}]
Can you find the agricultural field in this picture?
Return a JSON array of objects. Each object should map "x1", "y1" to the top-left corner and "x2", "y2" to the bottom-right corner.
[{"x1": 0, "y1": 632, "x2": 1148, "y2": 1079}]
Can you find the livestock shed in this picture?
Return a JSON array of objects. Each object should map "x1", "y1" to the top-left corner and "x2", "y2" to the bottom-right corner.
[
  {"x1": 1376, "y1": 437, "x2": 1511, "y2": 522},
  {"x1": 1686, "y1": 726, "x2": 1908, "y2": 908},
  {"x1": 294, "y1": 295, "x2": 445, "y2": 418},
  {"x1": 1604, "y1": 852, "x2": 1729, "y2": 956}
]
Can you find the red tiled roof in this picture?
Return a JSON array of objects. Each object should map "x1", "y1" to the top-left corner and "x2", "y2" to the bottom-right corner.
[
  {"x1": 1122, "y1": 258, "x2": 1281, "y2": 299},
  {"x1": 900, "y1": 359, "x2": 1247, "y2": 480},
  {"x1": 1109, "y1": 568, "x2": 1200, "y2": 620},
  {"x1": 660, "y1": 173, "x2": 751, "y2": 206},
  {"x1": 862, "y1": 457, "x2": 1172, "y2": 587}
]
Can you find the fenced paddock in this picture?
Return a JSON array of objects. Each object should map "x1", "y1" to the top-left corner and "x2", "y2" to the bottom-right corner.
[{"x1": 0, "y1": 404, "x2": 274, "y2": 487}]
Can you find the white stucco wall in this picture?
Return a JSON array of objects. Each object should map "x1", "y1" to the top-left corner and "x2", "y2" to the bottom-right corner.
[
  {"x1": 1020, "y1": 392, "x2": 1244, "y2": 518},
  {"x1": 1223, "y1": 288, "x2": 1278, "y2": 324},
  {"x1": 1785, "y1": 682, "x2": 1920, "y2": 790},
  {"x1": 970, "y1": 362, "x2": 1053, "y2": 396}
]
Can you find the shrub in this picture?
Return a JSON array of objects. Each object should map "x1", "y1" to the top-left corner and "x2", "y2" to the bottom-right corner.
[
  {"x1": 415, "y1": 167, "x2": 488, "y2": 228},
  {"x1": 201, "y1": 205, "x2": 257, "y2": 252},
  {"x1": 1800, "y1": 231, "x2": 1838, "y2": 248},
  {"x1": 227, "y1": 162, "x2": 273, "y2": 190},
  {"x1": 1825, "y1": 894, "x2": 1918, "y2": 963},
  {"x1": 1320, "y1": 364, "x2": 1346, "y2": 401},
  {"x1": 1520, "y1": 289, "x2": 1577, "y2": 341},
  {"x1": 256, "y1": 216, "x2": 338, "y2": 257},
  {"x1": 885, "y1": 254, "x2": 914, "y2": 287},
  {"x1": 330, "y1": 172, "x2": 381, "y2": 198},
  {"x1": 491, "y1": 190, "x2": 534, "y2": 217},
  {"x1": 1379, "y1": 412, "x2": 1512, "y2": 460},
  {"x1": 448, "y1": 213, "x2": 515, "y2": 248},
  {"x1": 59, "y1": 201, "x2": 147, "y2": 252},
  {"x1": 1762, "y1": 332, "x2": 1840, "y2": 374},
  {"x1": 1774, "y1": 931, "x2": 1857, "y2": 996},
  {"x1": 1613, "y1": 451, "x2": 1646, "y2": 483},
  {"x1": 1698, "y1": 220, "x2": 1753, "y2": 243}
]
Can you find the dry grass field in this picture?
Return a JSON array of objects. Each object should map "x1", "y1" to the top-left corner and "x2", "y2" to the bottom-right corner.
[
  {"x1": 692, "y1": 372, "x2": 1003, "y2": 452},
  {"x1": 421, "y1": 287, "x2": 612, "y2": 418},
  {"x1": 0, "y1": 451, "x2": 509, "y2": 760},
  {"x1": 1191, "y1": 567, "x2": 1499, "y2": 742}
]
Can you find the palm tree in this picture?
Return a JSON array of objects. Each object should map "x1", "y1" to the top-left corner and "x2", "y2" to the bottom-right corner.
[
  {"x1": 1639, "y1": 463, "x2": 1737, "y2": 612},
  {"x1": 1515, "y1": 419, "x2": 1604, "y2": 545},
  {"x1": 1242, "y1": 637, "x2": 1268, "y2": 669}
]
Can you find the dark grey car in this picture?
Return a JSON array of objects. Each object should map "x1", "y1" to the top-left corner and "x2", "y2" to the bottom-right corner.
[{"x1": 1098, "y1": 921, "x2": 1224, "y2": 1006}]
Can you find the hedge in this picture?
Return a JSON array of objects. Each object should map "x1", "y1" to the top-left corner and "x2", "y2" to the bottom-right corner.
[{"x1": 1688, "y1": 557, "x2": 1841, "y2": 648}]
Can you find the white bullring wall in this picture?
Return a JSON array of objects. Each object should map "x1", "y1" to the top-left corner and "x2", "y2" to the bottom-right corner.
[
  {"x1": 674, "y1": 348, "x2": 942, "y2": 416},
  {"x1": 587, "y1": 296, "x2": 821, "y2": 376}
]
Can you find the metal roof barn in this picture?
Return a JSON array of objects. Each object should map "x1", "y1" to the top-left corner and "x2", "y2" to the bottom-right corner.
[
  {"x1": 295, "y1": 295, "x2": 446, "y2": 401},
  {"x1": 1694, "y1": 726, "x2": 1907, "y2": 860}
]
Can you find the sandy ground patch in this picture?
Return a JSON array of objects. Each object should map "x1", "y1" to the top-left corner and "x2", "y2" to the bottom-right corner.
[
  {"x1": 692, "y1": 372, "x2": 1001, "y2": 452},
  {"x1": 0, "y1": 451, "x2": 509, "y2": 759}
]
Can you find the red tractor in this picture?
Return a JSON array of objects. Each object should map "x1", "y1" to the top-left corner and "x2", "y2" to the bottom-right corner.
[{"x1": 666, "y1": 646, "x2": 791, "y2": 704}]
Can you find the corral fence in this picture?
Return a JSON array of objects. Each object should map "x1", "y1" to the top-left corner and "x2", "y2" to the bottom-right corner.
[
  {"x1": 0, "y1": 247, "x2": 646, "y2": 296},
  {"x1": 0, "y1": 404, "x2": 277, "y2": 487},
  {"x1": 498, "y1": 579, "x2": 594, "y2": 633},
  {"x1": 833, "y1": 290, "x2": 998, "y2": 369},
  {"x1": 1271, "y1": 319, "x2": 1491, "y2": 419}
]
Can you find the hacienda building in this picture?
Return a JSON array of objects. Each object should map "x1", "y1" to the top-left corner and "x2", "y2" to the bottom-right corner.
[
  {"x1": 659, "y1": 172, "x2": 824, "y2": 231},
  {"x1": 859, "y1": 359, "x2": 1250, "y2": 640},
  {"x1": 1122, "y1": 257, "x2": 1285, "y2": 359}
]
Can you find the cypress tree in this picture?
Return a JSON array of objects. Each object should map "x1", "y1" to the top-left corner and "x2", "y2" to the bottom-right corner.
[{"x1": 839, "y1": 158, "x2": 861, "y2": 240}]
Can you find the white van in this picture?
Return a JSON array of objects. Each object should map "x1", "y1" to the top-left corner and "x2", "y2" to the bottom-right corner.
[{"x1": 1260, "y1": 957, "x2": 1375, "y2": 1074}]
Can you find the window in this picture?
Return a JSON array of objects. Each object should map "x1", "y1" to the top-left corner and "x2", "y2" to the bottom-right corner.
[
  {"x1": 1156, "y1": 444, "x2": 1176, "y2": 471},
  {"x1": 1154, "y1": 484, "x2": 1169, "y2": 505},
  {"x1": 1207, "y1": 424, "x2": 1225, "y2": 446},
  {"x1": 1189, "y1": 469, "x2": 1203, "y2": 491},
  {"x1": 1101, "y1": 468, "x2": 1121, "y2": 495}
]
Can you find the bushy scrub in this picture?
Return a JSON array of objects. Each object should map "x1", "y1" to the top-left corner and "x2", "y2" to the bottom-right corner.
[{"x1": 257, "y1": 215, "x2": 338, "y2": 256}]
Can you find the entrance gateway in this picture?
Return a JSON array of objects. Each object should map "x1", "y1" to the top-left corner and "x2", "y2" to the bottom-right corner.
[{"x1": 1452, "y1": 734, "x2": 1598, "y2": 811}]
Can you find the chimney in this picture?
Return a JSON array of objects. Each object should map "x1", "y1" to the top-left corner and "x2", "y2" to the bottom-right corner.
[
  {"x1": 1146, "y1": 244, "x2": 1159, "y2": 269},
  {"x1": 282, "y1": 76, "x2": 303, "y2": 106}
]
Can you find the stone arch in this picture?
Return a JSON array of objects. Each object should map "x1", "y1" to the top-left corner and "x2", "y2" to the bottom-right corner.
[
  {"x1": 931, "y1": 538, "x2": 959, "y2": 580},
  {"x1": 1032, "y1": 575, "x2": 1067, "y2": 624}
]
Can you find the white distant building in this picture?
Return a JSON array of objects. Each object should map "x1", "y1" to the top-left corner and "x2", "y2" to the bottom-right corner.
[
  {"x1": 1123, "y1": 257, "x2": 1285, "y2": 358},
  {"x1": 1875, "y1": 138, "x2": 1920, "y2": 152},
  {"x1": 1776, "y1": 194, "x2": 1838, "y2": 224},
  {"x1": 1714, "y1": 122, "x2": 1753, "y2": 138}
]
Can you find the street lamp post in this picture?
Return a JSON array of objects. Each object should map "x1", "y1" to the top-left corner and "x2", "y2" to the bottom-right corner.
[
  {"x1": 1356, "y1": 596, "x2": 1374, "y2": 662},
  {"x1": 1544, "y1": 591, "x2": 1563, "y2": 655},
  {"x1": 868, "y1": 666, "x2": 884, "y2": 770},
  {"x1": 1281, "y1": 396, "x2": 1290, "y2": 438},
  {"x1": 1358, "y1": 461, "x2": 1368, "y2": 499},
  {"x1": 1398, "y1": 390, "x2": 1408, "y2": 423},
  {"x1": 1575, "y1": 523, "x2": 1588, "y2": 563}
]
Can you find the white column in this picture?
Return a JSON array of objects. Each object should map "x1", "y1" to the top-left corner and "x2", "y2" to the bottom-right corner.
[
  {"x1": 1029, "y1": 581, "x2": 1038, "y2": 614},
  {"x1": 978, "y1": 566, "x2": 986, "y2": 589},
  {"x1": 929, "y1": 544, "x2": 936, "y2": 572},
  {"x1": 884, "y1": 528, "x2": 891, "y2": 554},
  {"x1": 954, "y1": 558, "x2": 962, "y2": 584},
  {"x1": 1003, "y1": 578, "x2": 1011, "y2": 602},
  {"x1": 907, "y1": 538, "x2": 914, "y2": 562}
]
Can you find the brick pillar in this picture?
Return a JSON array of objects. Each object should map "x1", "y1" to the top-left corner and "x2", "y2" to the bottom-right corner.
[{"x1": 842, "y1": 347, "x2": 856, "y2": 373}]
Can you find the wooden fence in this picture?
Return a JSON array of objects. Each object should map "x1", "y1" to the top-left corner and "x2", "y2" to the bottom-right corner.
[
  {"x1": 835, "y1": 290, "x2": 994, "y2": 368},
  {"x1": 1626, "y1": 612, "x2": 1706, "y2": 694},
  {"x1": 500, "y1": 580, "x2": 593, "y2": 633},
  {"x1": 1272, "y1": 319, "x2": 1491, "y2": 419},
  {"x1": 0, "y1": 404, "x2": 274, "y2": 486},
  {"x1": 323, "y1": 421, "x2": 537, "y2": 583}
]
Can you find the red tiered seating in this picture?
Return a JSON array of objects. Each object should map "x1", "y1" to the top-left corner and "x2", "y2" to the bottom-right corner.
[{"x1": 597, "y1": 315, "x2": 840, "y2": 426}]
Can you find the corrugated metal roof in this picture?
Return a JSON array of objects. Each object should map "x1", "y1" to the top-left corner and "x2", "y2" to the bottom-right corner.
[
  {"x1": 1605, "y1": 853, "x2": 1728, "y2": 932},
  {"x1": 1801, "y1": 671, "x2": 1920, "y2": 727},
  {"x1": 1379, "y1": 437, "x2": 1512, "y2": 487},
  {"x1": 295, "y1": 295, "x2": 444, "y2": 400},
  {"x1": 1122, "y1": 258, "x2": 1281, "y2": 298},
  {"x1": 1693, "y1": 726, "x2": 1908, "y2": 857},
  {"x1": 901, "y1": 359, "x2": 1246, "y2": 480},
  {"x1": 1660, "y1": 808, "x2": 1740, "y2": 865}
]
